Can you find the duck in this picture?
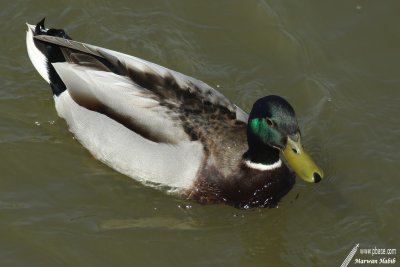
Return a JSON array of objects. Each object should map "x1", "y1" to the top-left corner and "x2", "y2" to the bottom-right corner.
[{"x1": 26, "y1": 19, "x2": 324, "y2": 209}]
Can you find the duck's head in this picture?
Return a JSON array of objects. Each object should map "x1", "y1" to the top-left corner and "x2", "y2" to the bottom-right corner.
[{"x1": 247, "y1": 95, "x2": 324, "y2": 183}]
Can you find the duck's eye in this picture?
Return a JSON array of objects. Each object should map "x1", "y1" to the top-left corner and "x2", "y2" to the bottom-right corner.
[{"x1": 266, "y1": 118, "x2": 275, "y2": 127}]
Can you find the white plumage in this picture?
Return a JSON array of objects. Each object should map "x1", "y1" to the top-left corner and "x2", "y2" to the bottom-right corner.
[{"x1": 55, "y1": 90, "x2": 204, "y2": 189}]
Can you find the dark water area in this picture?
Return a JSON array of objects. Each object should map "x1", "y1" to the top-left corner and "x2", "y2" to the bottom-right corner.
[{"x1": 0, "y1": 1, "x2": 399, "y2": 266}]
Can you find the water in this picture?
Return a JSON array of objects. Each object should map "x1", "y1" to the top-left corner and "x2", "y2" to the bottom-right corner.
[{"x1": 1, "y1": 1, "x2": 399, "y2": 266}]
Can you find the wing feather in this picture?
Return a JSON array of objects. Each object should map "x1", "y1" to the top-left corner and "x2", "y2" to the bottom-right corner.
[
  {"x1": 52, "y1": 62, "x2": 189, "y2": 144},
  {"x1": 34, "y1": 35, "x2": 249, "y2": 123}
]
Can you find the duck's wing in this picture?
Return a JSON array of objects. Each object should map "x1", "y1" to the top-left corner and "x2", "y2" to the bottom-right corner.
[{"x1": 34, "y1": 35, "x2": 249, "y2": 145}]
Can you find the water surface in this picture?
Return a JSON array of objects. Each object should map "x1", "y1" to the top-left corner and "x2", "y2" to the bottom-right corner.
[{"x1": 0, "y1": 1, "x2": 399, "y2": 266}]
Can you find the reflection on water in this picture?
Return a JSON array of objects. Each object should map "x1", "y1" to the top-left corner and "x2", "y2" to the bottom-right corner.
[
  {"x1": 0, "y1": 0, "x2": 399, "y2": 266},
  {"x1": 100, "y1": 217, "x2": 198, "y2": 230}
]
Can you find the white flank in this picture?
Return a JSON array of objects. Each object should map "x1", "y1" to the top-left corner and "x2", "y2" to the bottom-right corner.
[
  {"x1": 54, "y1": 91, "x2": 204, "y2": 190},
  {"x1": 26, "y1": 24, "x2": 50, "y2": 83},
  {"x1": 244, "y1": 159, "x2": 282, "y2": 171}
]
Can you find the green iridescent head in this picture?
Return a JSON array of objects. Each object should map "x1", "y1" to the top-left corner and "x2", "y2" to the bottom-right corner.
[{"x1": 247, "y1": 95, "x2": 324, "y2": 183}]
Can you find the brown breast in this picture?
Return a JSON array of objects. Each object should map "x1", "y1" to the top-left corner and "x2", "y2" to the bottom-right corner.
[{"x1": 185, "y1": 161, "x2": 295, "y2": 209}]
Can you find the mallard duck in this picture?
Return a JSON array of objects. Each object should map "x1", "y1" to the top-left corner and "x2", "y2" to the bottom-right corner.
[{"x1": 26, "y1": 19, "x2": 323, "y2": 208}]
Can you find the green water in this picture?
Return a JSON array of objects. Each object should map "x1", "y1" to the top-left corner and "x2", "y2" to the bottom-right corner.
[{"x1": 1, "y1": 1, "x2": 399, "y2": 266}]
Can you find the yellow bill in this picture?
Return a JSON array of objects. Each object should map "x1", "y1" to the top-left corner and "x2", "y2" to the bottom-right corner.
[{"x1": 282, "y1": 134, "x2": 324, "y2": 183}]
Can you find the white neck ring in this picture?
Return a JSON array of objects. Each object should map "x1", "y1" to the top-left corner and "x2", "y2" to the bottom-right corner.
[{"x1": 244, "y1": 159, "x2": 282, "y2": 171}]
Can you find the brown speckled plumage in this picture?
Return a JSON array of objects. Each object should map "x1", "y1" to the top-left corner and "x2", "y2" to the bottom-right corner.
[{"x1": 186, "y1": 160, "x2": 294, "y2": 209}]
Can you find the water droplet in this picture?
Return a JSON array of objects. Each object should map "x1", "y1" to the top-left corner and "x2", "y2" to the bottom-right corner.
[{"x1": 178, "y1": 204, "x2": 192, "y2": 210}]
